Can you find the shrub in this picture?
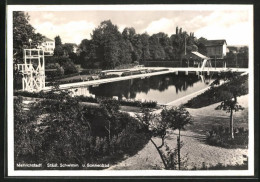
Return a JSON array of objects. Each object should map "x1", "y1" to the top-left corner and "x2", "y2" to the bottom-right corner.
[
  {"x1": 45, "y1": 63, "x2": 64, "y2": 78},
  {"x1": 206, "y1": 126, "x2": 248, "y2": 148},
  {"x1": 184, "y1": 74, "x2": 248, "y2": 108},
  {"x1": 14, "y1": 91, "x2": 151, "y2": 169},
  {"x1": 61, "y1": 60, "x2": 79, "y2": 75},
  {"x1": 99, "y1": 74, "x2": 120, "y2": 79},
  {"x1": 14, "y1": 91, "x2": 158, "y2": 108}
]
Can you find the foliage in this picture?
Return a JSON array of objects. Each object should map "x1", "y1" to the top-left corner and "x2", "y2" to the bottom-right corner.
[
  {"x1": 14, "y1": 89, "x2": 150, "y2": 169},
  {"x1": 13, "y1": 11, "x2": 43, "y2": 64},
  {"x1": 45, "y1": 63, "x2": 64, "y2": 78},
  {"x1": 224, "y1": 46, "x2": 249, "y2": 68},
  {"x1": 77, "y1": 20, "x2": 204, "y2": 69},
  {"x1": 99, "y1": 74, "x2": 120, "y2": 79},
  {"x1": 184, "y1": 74, "x2": 248, "y2": 108},
  {"x1": 14, "y1": 91, "x2": 158, "y2": 108},
  {"x1": 206, "y1": 126, "x2": 248, "y2": 148},
  {"x1": 161, "y1": 106, "x2": 192, "y2": 131},
  {"x1": 45, "y1": 56, "x2": 78, "y2": 75},
  {"x1": 213, "y1": 71, "x2": 248, "y2": 139},
  {"x1": 161, "y1": 106, "x2": 192, "y2": 169},
  {"x1": 137, "y1": 107, "x2": 192, "y2": 170},
  {"x1": 13, "y1": 11, "x2": 43, "y2": 89}
]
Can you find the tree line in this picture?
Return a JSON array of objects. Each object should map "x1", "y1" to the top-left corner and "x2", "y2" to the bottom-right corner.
[
  {"x1": 76, "y1": 20, "x2": 207, "y2": 69},
  {"x1": 13, "y1": 12, "x2": 248, "y2": 72}
]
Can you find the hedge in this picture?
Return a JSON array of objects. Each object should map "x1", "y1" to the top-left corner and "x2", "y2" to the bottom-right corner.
[{"x1": 14, "y1": 91, "x2": 158, "y2": 108}]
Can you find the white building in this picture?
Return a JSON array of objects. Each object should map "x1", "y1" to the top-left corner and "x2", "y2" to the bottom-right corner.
[
  {"x1": 40, "y1": 37, "x2": 55, "y2": 55},
  {"x1": 205, "y1": 40, "x2": 227, "y2": 59}
]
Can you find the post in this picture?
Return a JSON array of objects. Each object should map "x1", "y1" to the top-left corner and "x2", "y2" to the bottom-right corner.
[
  {"x1": 236, "y1": 53, "x2": 238, "y2": 68},
  {"x1": 215, "y1": 55, "x2": 216, "y2": 69},
  {"x1": 177, "y1": 129, "x2": 181, "y2": 170},
  {"x1": 184, "y1": 36, "x2": 187, "y2": 56}
]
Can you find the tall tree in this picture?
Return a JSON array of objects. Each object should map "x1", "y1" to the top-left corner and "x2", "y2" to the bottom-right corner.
[
  {"x1": 140, "y1": 33, "x2": 151, "y2": 62},
  {"x1": 54, "y1": 36, "x2": 64, "y2": 57},
  {"x1": 91, "y1": 20, "x2": 123, "y2": 69},
  {"x1": 196, "y1": 37, "x2": 208, "y2": 55},
  {"x1": 54, "y1": 35, "x2": 62, "y2": 47},
  {"x1": 13, "y1": 11, "x2": 43, "y2": 64},
  {"x1": 149, "y1": 34, "x2": 166, "y2": 60},
  {"x1": 214, "y1": 71, "x2": 248, "y2": 139}
]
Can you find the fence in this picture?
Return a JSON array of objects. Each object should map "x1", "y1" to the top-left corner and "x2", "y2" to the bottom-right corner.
[{"x1": 143, "y1": 59, "x2": 248, "y2": 68}]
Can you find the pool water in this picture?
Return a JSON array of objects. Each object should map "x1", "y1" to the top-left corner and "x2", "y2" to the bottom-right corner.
[{"x1": 70, "y1": 73, "x2": 215, "y2": 104}]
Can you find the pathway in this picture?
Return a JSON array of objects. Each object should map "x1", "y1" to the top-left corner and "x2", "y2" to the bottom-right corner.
[
  {"x1": 108, "y1": 130, "x2": 247, "y2": 170},
  {"x1": 107, "y1": 95, "x2": 248, "y2": 170}
]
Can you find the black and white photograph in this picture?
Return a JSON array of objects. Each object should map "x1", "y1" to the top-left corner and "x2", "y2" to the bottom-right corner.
[{"x1": 6, "y1": 4, "x2": 254, "y2": 177}]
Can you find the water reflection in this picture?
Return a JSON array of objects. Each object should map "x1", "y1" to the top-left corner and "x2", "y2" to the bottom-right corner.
[{"x1": 70, "y1": 72, "x2": 214, "y2": 104}]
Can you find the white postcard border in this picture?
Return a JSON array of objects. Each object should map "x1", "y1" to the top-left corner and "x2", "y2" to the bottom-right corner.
[{"x1": 7, "y1": 4, "x2": 254, "y2": 177}]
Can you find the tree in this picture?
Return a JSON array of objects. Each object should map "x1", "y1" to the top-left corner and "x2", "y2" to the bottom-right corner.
[
  {"x1": 137, "y1": 107, "x2": 192, "y2": 170},
  {"x1": 122, "y1": 27, "x2": 136, "y2": 42},
  {"x1": 99, "y1": 99, "x2": 120, "y2": 141},
  {"x1": 54, "y1": 36, "x2": 64, "y2": 57},
  {"x1": 13, "y1": 11, "x2": 43, "y2": 63},
  {"x1": 149, "y1": 34, "x2": 166, "y2": 60},
  {"x1": 91, "y1": 20, "x2": 123, "y2": 69},
  {"x1": 214, "y1": 71, "x2": 248, "y2": 139},
  {"x1": 140, "y1": 33, "x2": 151, "y2": 62},
  {"x1": 161, "y1": 106, "x2": 192, "y2": 169},
  {"x1": 197, "y1": 37, "x2": 208, "y2": 55},
  {"x1": 63, "y1": 43, "x2": 74, "y2": 56},
  {"x1": 136, "y1": 108, "x2": 169, "y2": 168},
  {"x1": 54, "y1": 35, "x2": 62, "y2": 47}
]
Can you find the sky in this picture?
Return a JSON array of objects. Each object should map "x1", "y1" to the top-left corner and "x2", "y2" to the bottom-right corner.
[{"x1": 27, "y1": 9, "x2": 252, "y2": 46}]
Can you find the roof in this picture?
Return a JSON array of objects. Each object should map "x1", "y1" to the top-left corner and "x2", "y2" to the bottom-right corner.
[
  {"x1": 191, "y1": 51, "x2": 209, "y2": 59},
  {"x1": 205, "y1": 40, "x2": 227, "y2": 47},
  {"x1": 227, "y1": 46, "x2": 238, "y2": 51},
  {"x1": 184, "y1": 51, "x2": 209, "y2": 60},
  {"x1": 42, "y1": 37, "x2": 54, "y2": 42}
]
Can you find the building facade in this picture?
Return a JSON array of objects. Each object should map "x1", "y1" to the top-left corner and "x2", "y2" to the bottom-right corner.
[
  {"x1": 205, "y1": 40, "x2": 227, "y2": 59},
  {"x1": 40, "y1": 37, "x2": 55, "y2": 55}
]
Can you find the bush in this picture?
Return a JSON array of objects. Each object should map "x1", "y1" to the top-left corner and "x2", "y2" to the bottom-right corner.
[
  {"x1": 80, "y1": 69, "x2": 102, "y2": 75},
  {"x1": 61, "y1": 60, "x2": 79, "y2": 75},
  {"x1": 206, "y1": 126, "x2": 248, "y2": 148},
  {"x1": 99, "y1": 74, "x2": 120, "y2": 79},
  {"x1": 45, "y1": 63, "x2": 64, "y2": 78},
  {"x1": 14, "y1": 91, "x2": 158, "y2": 108},
  {"x1": 45, "y1": 56, "x2": 78, "y2": 75},
  {"x1": 121, "y1": 70, "x2": 142, "y2": 77},
  {"x1": 184, "y1": 74, "x2": 248, "y2": 108},
  {"x1": 14, "y1": 93, "x2": 150, "y2": 169}
]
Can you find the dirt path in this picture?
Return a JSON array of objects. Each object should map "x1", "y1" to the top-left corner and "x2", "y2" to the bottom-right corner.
[
  {"x1": 108, "y1": 130, "x2": 247, "y2": 170},
  {"x1": 108, "y1": 95, "x2": 248, "y2": 170}
]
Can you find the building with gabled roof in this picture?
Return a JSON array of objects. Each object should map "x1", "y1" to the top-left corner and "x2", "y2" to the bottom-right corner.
[
  {"x1": 39, "y1": 37, "x2": 55, "y2": 55},
  {"x1": 205, "y1": 39, "x2": 227, "y2": 59}
]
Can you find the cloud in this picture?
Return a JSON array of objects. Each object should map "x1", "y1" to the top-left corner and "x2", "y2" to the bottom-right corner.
[
  {"x1": 29, "y1": 10, "x2": 251, "y2": 45},
  {"x1": 142, "y1": 18, "x2": 176, "y2": 35},
  {"x1": 194, "y1": 11, "x2": 250, "y2": 45},
  {"x1": 195, "y1": 22, "x2": 250, "y2": 45},
  {"x1": 34, "y1": 20, "x2": 96, "y2": 44}
]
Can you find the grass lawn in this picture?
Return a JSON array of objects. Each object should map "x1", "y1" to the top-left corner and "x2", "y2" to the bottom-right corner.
[{"x1": 185, "y1": 95, "x2": 248, "y2": 135}]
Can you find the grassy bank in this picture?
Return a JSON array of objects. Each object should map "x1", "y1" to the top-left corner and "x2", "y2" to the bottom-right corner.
[{"x1": 184, "y1": 74, "x2": 248, "y2": 108}]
